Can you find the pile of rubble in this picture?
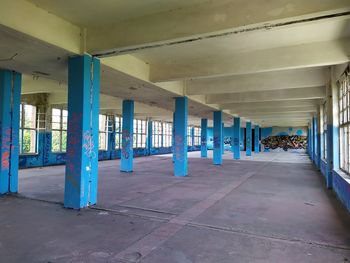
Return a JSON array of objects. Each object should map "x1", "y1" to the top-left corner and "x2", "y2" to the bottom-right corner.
[{"x1": 261, "y1": 135, "x2": 307, "y2": 151}]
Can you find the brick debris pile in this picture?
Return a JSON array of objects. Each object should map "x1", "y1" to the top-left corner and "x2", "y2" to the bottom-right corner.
[{"x1": 261, "y1": 135, "x2": 307, "y2": 151}]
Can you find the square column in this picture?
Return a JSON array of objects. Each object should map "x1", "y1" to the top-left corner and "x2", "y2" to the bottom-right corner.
[
  {"x1": 200, "y1": 118, "x2": 208, "y2": 157},
  {"x1": 121, "y1": 100, "x2": 134, "y2": 172},
  {"x1": 147, "y1": 120, "x2": 153, "y2": 155},
  {"x1": 172, "y1": 112, "x2": 175, "y2": 162},
  {"x1": 313, "y1": 116, "x2": 317, "y2": 164},
  {"x1": 326, "y1": 69, "x2": 340, "y2": 189},
  {"x1": 64, "y1": 55, "x2": 100, "y2": 209},
  {"x1": 191, "y1": 127, "x2": 195, "y2": 148},
  {"x1": 221, "y1": 123, "x2": 225, "y2": 154},
  {"x1": 174, "y1": 97, "x2": 188, "y2": 176},
  {"x1": 254, "y1": 125, "x2": 260, "y2": 153},
  {"x1": 232, "y1": 117, "x2": 240, "y2": 160},
  {"x1": 246, "y1": 122, "x2": 252, "y2": 156},
  {"x1": 317, "y1": 107, "x2": 322, "y2": 168},
  {"x1": 0, "y1": 70, "x2": 21, "y2": 194},
  {"x1": 213, "y1": 111, "x2": 223, "y2": 165},
  {"x1": 307, "y1": 125, "x2": 311, "y2": 156}
]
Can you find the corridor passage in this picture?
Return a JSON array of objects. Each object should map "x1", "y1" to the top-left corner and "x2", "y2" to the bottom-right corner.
[{"x1": 1, "y1": 151, "x2": 349, "y2": 263}]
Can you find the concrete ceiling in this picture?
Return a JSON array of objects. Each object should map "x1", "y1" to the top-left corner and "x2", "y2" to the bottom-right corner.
[{"x1": 1, "y1": 0, "x2": 350, "y2": 128}]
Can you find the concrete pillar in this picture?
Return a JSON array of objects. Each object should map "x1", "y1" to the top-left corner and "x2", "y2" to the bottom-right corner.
[
  {"x1": 240, "y1": 127, "x2": 245, "y2": 151},
  {"x1": 307, "y1": 124, "x2": 312, "y2": 156},
  {"x1": 325, "y1": 68, "x2": 340, "y2": 189},
  {"x1": 172, "y1": 112, "x2": 176, "y2": 162},
  {"x1": 254, "y1": 125, "x2": 260, "y2": 153},
  {"x1": 312, "y1": 116, "x2": 318, "y2": 165},
  {"x1": 174, "y1": 97, "x2": 188, "y2": 176},
  {"x1": 233, "y1": 117, "x2": 240, "y2": 160},
  {"x1": 213, "y1": 111, "x2": 223, "y2": 165},
  {"x1": 191, "y1": 127, "x2": 195, "y2": 149},
  {"x1": 200, "y1": 118, "x2": 208, "y2": 157},
  {"x1": 147, "y1": 120, "x2": 153, "y2": 155},
  {"x1": 121, "y1": 100, "x2": 134, "y2": 172},
  {"x1": 246, "y1": 122, "x2": 252, "y2": 156},
  {"x1": 317, "y1": 106, "x2": 322, "y2": 168},
  {"x1": 64, "y1": 55, "x2": 100, "y2": 209},
  {"x1": 0, "y1": 70, "x2": 21, "y2": 194},
  {"x1": 221, "y1": 123, "x2": 225, "y2": 154}
]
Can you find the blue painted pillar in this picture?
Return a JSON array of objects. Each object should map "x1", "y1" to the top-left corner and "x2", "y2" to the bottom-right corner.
[
  {"x1": 213, "y1": 111, "x2": 223, "y2": 165},
  {"x1": 172, "y1": 112, "x2": 176, "y2": 162},
  {"x1": 0, "y1": 70, "x2": 21, "y2": 194},
  {"x1": 317, "y1": 112, "x2": 322, "y2": 169},
  {"x1": 191, "y1": 127, "x2": 195, "y2": 149},
  {"x1": 254, "y1": 125, "x2": 260, "y2": 153},
  {"x1": 64, "y1": 55, "x2": 100, "y2": 209},
  {"x1": 200, "y1": 118, "x2": 208, "y2": 157},
  {"x1": 147, "y1": 120, "x2": 153, "y2": 156},
  {"x1": 233, "y1": 117, "x2": 240, "y2": 160},
  {"x1": 307, "y1": 126, "x2": 311, "y2": 155},
  {"x1": 310, "y1": 122, "x2": 314, "y2": 160},
  {"x1": 221, "y1": 123, "x2": 225, "y2": 154},
  {"x1": 313, "y1": 116, "x2": 317, "y2": 164},
  {"x1": 121, "y1": 100, "x2": 134, "y2": 172},
  {"x1": 246, "y1": 122, "x2": 252, "y2": 156},
  {"x1": 240, "y1": 128, "x2": 245, "y2": 151},
  {"x1": 174, "y1": 97, "x2": 188, "y2": 176}
]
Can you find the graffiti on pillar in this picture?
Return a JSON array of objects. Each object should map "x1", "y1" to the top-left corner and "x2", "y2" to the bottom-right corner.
[
  {"x1": 83, "y1": 131, "x2": 96, "y2": 159},
  {"x1": 201, "y1": 136, "x2": 207, "y2": 146},
  {"x1": 1, "y1": 127, "x2": 11, "y2": 169},
  {"x1": 261, "y1": 135, "x2": 307, "y2": 151},
  {"x1": 175, "y1": 135, "x2": 184, "y2": 161},
  {"x1": 213, "y1": 136, "x2": 221, "y2": 149},
  {"x1": 43, "y1": 133, "x2": 51, "y2": 165},
  {"x1": 121, "y1": 129, "x2": 131, "y2": 159},
  {"x1": 66, "y1": 112, "x2": 82, "y2": 190}
]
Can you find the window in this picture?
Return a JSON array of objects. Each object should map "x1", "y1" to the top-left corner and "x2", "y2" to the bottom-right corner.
[
  {"x1": 187, "y1": 126, "x2": 193, "y2": 146},
  {"x1": 115, "y1": 116, "x2": 122, "y2": 149},
  {"x1": 194, "y1": 127, "x2": 201, "y2": 146},
  {"x1": 51, "y1": 108, "x2": 68, "y2": 152},
  {"x1": 133, "y1": 119, "x2": 147, "y2": 148},
  {"x1": 152, "y1": 121, "x2": 162, "y2": 148},
  {"x1": 163, "y1": 122, "x2": 172, "y2": 147},
  {"x1": 339, "y1": 70, "x2": 350, "y2": 174},
  {"x1": 99, "y1": 114, "x2": 108, "y2": 150},
  {"x1": 322, "y1": 102, "x2": 327, "y2": 160},
  {"x1": 19, "y1": 104, "x2": 37, "y2": 154}
]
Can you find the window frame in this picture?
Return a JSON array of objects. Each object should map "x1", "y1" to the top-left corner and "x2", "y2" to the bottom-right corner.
[
  {"x1": 51, "y1": 107, "x2": 68, "y2": 153},
  {"x1": 194, "y1": 126, "x2": 201, "y2": 146},
  {"x1": 19, "y1": 103, "x2": 38, "y2": 155},
  {"x1": 99, "y1": 114, "x2": 109, "y2": 151},
  {"x1": 162, "y1": 122, "x2": 172, "y2": 147},
  {"x1": 339, "y1": 69, "x2": 350, "y2": 174},
  {"x1": 133, "y1": 119, "x2": 147, "y2": 148},
  {"x1": 152, "y1": 121, "x2": 163, "y2": 148}
]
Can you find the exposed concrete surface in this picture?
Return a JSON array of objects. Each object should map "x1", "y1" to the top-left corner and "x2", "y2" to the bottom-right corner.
[{"x1": 1, "y1": 151, "x2": 349, "y2": 262}]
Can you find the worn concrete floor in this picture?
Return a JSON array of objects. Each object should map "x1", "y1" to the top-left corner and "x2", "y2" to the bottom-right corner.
[{"x1": 1, "y1": 151, "x2": 350, "y2": 263}]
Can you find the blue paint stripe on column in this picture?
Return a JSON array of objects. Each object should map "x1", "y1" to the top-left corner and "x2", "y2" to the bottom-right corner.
[
  {"x1": 64, "y1": 54, "x2": 100, "y2": 209},
  {"x1": 233, "y1": 117, "x2": 240, "y2": 159},
  {"x1": 200, "y1": 118, "x2": 208, "y2": 158},
  {"x1": 0, "y1": 70, "x2": 21, "y2": 194},
  {"x1": 213, "y1": 111, "x2": 222, "y2": 165},
  {"x1": 121, "y1": 100, "x2": 134, "y2": 172},
  {"x1": 246, "y1": 122, "x2": 252, "y2": 156},
  {"x1": 221, "y1": 123, "x2": 224, "y2": 155},
  {"x1": 148, "y1": 120, "x2": 153, "y2": 156},
  {"x1": 174, "y1": 97, "x2": 188, "y2": 176},
  {"x1": 313, "y1": 117, "x2": 317, "y2": 164},
  {"x1": 254, "y1": 125, "x2": 260, "y2": 153}
]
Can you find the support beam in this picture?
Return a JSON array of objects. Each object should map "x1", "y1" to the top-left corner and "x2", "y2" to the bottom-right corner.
[
  {"x1": 174, "y1": 97, "x2": 188, "y2": 176},
  {"x1": 0, "y1": 70, "x2": 21, "y2": 194},
  {"x1": 186, "y1": 67, "x2": 327, "y2": 95},
  {"x1": 121, "y1": 100, "x2": 134, "y2": 172},
  {"x1": 151, "y1": 38, "x2": 350, "y2": 81},
  {"x1": 147, "y1": 120, "x2": 153, "y2": 155},
  {"x1": 64, "y1": 55, "x2": 100, "y2": 209},
  {"x1": 213, "y1": 111, "x2": 222, "y2": 165},
  {"x1": 231, "y1": 106, "x2": 317, "y2": 115},
  {"x1": 313, "y1": 116, "x2": 318, "y2": 164},
  {"x1": 254, "y1": 125, "x2": 260, "y2": 153},
  {"x1": 221, "y1": 123, "x2": 224, "y2": 155},
  {"x1": 200, "y1": 118, "x2": 207, "y2": 158},
  {"x1": 233, "y1": 117, "x2": 240, "y2": 160},
  {"x1": 221, "y1": 99, "x2": 322, "y2": 111},
  {"x1": 246, "y1": 122, "x2": 252, "y2": 156},
  {"x1": 207, "y1": 86, "x2": 325, "y2": 104}
]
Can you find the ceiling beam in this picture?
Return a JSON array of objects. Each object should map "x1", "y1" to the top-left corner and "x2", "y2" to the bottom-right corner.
[
  {"x1": 220, "y1": 99, "x2": 322, "y2": 110},
  {"x1": 86, "y1": 0, "x2": 350, "y2": 55},
  {"x1": 231, "y1": 106, "x2": 317, "y2": 115},
  {"x1": 186, "y1": 67, "x2": 328, "y2": 95},
  {"x1": 151, "y1": 38, "x2": 350, "y2": 82},
  {"x1": 207, "y1": 86, "x2": 326, "y2": 104}
]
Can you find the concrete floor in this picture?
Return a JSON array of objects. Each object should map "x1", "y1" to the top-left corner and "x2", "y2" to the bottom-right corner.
[{"x1": 1, "y1": 151, "x2": 350, "y2": 262}]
